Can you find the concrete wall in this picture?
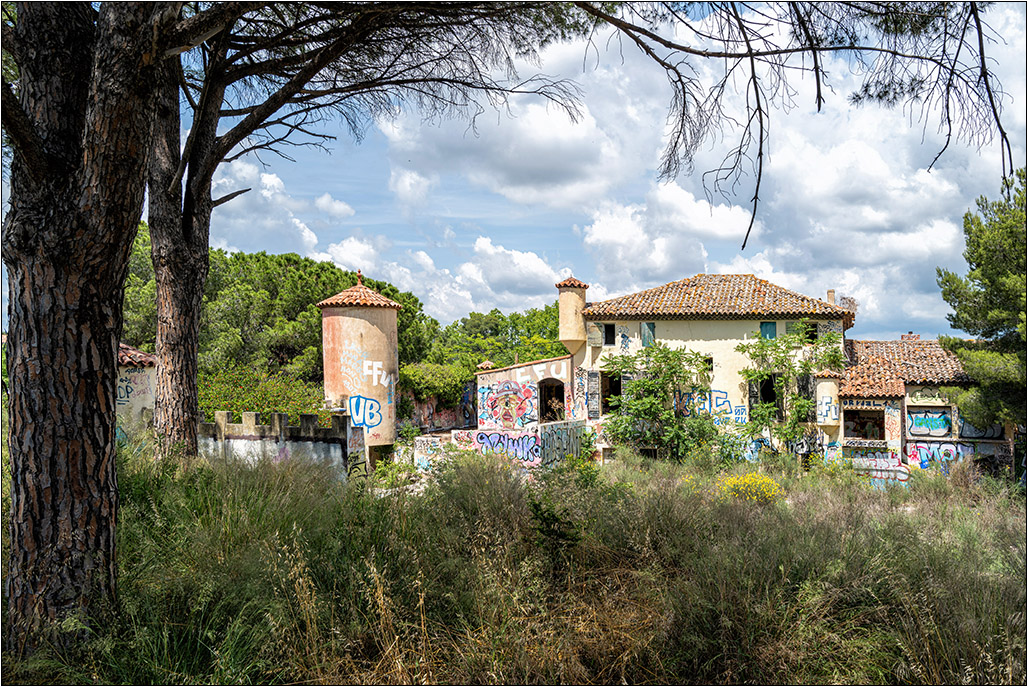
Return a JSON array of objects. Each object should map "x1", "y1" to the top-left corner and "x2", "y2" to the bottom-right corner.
[
  {"x1": 198, "y1": 410, "x2": 368, "y2": 478},
  {"x1": 116, "y1": 365, "x2": 156, "y2": 424},
  {"x1": 321, "y1": 305, "x2": 398, "y2": 445}
]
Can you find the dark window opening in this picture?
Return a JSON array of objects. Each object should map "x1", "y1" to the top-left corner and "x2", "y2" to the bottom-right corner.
[
  {"x1": 844, "y1": 409, "x2": 885, "y2": 440},
  {"x1": 538, "y1": 378, "x2": 565, "y2": 423},
  {"x1": 640, "y1": 448, "x2": 658, "y2": 461},
  {"x1": 603, "y1": 323, "x2": 616, "y2": 346},
  {"x1": 601, "y1": 371, "x2": 622, "y2": 413},
  {"x1": 750, "y1": 375, "x2": 783, "y2": 421},
  {"x1": 703, "y1": 356, "x2": 714, "y2": 374},
  {"x1": 787, "y1": 321, "x2": 818, "y2": 343}
]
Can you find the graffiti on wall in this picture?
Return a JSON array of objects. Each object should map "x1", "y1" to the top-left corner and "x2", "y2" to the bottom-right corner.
[
  {"x1": 348, "y1": 395, "x2": 382, "y2": 429},
  {"x1": 363, "y1": 359, "x2": 393, "y2": 387},
  {"x1": 817, "y1": 320, "x2": 843, "y2": 337},
  {"x1": 452, "y1": 430, "x2": 475, "y2": 448},
  {"x1": 676, "y1": 389, "x2": 747, "y2": 425},
  {"x1": 817, "y1": 395, "x2": 839, "y2": 424},
  {"x1": 958, "y1": 420, "x2": 1004, "y2": 440},
  {"x1": 617, "y1": 325, "x2": 630, "y2": 352},
  {"x1": 460, "y1": 382, "x2": 476, "y2": 425},
  {"x1": 479, "y1": 380, "x2": 537, "y2": 430},
  {"x1": 482, "y1": 358, "x2": 572, "y2": 386},
  {"x1": 475, "y1": 430, "x2": 542, "y2": 466},
  {"x1": 541, "y1": 420, "x2": 584, "y2": 467},
  {"x1": 337, "y1": 341, "x2": 369, "y2": 394},
  {"x1": 116, "y1": 367, "x2": 153, "y2": 407},
  {"x1": 884, "y1": 404, "x2": 901, "y2": 442},
  {"x1": 906, "y1": 441, "x2": 1013, "y2": 472},
  {"x1": 414, "y1": 435, "x2": 445, "y2": 470},
  {"x1": 842, "y1": 398, "x2": 888, "y2": 409},
  {"x1": 846, "y1": 448, "x2": 909, "y2": 487},
  {"x1": 907, "y1": 408, "x2": 952, "y2": 437},
  {"x1": 908, "y1": 386, "x2": 948, "y2": 405}
]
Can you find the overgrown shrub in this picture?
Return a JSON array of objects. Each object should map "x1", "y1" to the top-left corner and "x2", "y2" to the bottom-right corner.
[
  {"x1": 398, "y1": 361, "x2": 473, "y2": 406},
  {"x1": 714, "y1": 470, "x2": 785, "y2": 503},
  {"x1": 197, "y1": 367, "x2": 330, "y2": 425}
]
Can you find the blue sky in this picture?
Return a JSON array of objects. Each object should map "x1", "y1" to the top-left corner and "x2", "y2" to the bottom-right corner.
[{"x1": 4, "y1": 4, "x2": 1027, "y2": 341}]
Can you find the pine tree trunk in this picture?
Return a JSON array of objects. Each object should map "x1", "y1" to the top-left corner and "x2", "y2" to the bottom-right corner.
[
  {"x1": 149, "y1": 44, "x2": 226, "y2": 461},
  {"x1": 2, "y1": 3, "x2": 168, "y2": 651},
  {"x1": 149, "y1": 55, "x2": 207, "y2": 461}
]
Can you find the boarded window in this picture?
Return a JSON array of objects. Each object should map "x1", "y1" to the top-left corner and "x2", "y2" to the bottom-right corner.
[
  {"x1": 641, "y1": 322, "x2": 656, "y2": 347},
  {"x1": 587, "y1": 371, "x2": 601, "y2": 419},
  {"x1": 587, "y1": 322, "x2": 602, "y2": 347},
  {"x1": 760, "y1": 321, "x2": 777, "y2": 339}
]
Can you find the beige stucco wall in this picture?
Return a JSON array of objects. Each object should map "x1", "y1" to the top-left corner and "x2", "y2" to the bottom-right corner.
[
  {"x1": 321, "y1": 305, "x2": 398, "y2": 446},
  {"x1": 576, "y1": 318, "x2": 845, "y2": 427},
  {"x1": 116, "y1": 365, "x2": 156, "y2": 425},
  {"x1": 557, "y1": 287, "x2": 587, "y2": 354}
]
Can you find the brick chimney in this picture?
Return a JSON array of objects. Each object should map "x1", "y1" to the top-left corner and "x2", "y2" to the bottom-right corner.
[
  {"x1": 901, "y1": 331, "x2": 920, "y2": 340},
  {"x1": 826, "y1": 289, "x2": 835, "y2": 304}
]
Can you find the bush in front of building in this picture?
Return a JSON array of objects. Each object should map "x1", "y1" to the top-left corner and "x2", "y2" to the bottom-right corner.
[{"x1": 197, "y1": 367, "x2": 330, "y2": 425}]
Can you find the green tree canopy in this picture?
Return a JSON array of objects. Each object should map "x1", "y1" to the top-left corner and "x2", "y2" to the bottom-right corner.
[
  {"x1": 937, "y1": 169, "x2": 1027, "y2": 429},
  {"x1": 121, "y1": 224, "x2": 440, "y2": 379},
  {"x1": 426, "y1": 302, "x2": 567, "y2": 370}
]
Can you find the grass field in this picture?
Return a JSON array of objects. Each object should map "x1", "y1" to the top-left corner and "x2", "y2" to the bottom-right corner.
[{"x1": 2, "y1": 432, "x2": 1026, "y2": 684}]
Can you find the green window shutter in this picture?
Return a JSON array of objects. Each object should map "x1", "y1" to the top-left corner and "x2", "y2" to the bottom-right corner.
[
  {"x1": 760, "y1": 321, "x2": 777, "y2": 339},
  {"x1": 641, "y1": 322, "x2": 655, "y2": 347}
]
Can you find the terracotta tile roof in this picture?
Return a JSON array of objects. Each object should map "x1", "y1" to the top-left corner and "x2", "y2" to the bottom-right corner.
[
  {"x1": 815, "y1": 368, "x2": 844, "y2": 379},
  {"x1": 555, "y1": 276, "x2": 589, "y2": 289},
  {"x1": 846, "y1": 339, "x2": 971, "y2": 385},
  {"x1": 839, "y1": 355, "x2": 906, "y2": 398},
  {"x1": 582, "y1": 274, "x2": 853, "y2": 327},
  {"x1": 316, "y1": 271, "x2": 402, "y2": 310},
  {"x1": 119, "y1": 343, "x2": 156, "y2": 367}
]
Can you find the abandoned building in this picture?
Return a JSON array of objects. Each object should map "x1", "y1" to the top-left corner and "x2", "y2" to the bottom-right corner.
[
  {"x1": 447, "y1": 273, "x2": 1015, "y2": 483},
  {"x1": 116, "y1": 343, "x2": 157, "y2": 427},
  {"x1": 194, "y1": 268, "x2": 1013, "y2": 482}
]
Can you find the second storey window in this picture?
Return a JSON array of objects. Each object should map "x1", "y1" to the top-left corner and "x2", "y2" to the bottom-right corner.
[
  {"x1": 603, "y1": 323, "x2": 616, "y2": 346},
  {"x1": 760, "y1": 321, "x2": 777, "y2": 339}
]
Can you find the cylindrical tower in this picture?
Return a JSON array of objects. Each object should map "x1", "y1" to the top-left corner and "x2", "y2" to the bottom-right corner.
[
  {"x1": 556, "y1": 276, "x2": 589, "y2": 356},
  {"x1": 318, "y1": 271, "x2": 402, "y2": 446}
]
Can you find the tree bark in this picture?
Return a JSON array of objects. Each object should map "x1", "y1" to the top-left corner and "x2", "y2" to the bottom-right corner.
[
  {"x1": 2, "y1": 2, "x2": 168, "y2": 651},
  {"x1": 150, "y1": 54, "x2": 204, "y2": 461},
  {"x1": 149, "y1": 43, "x2": 226, "y2": 460}
]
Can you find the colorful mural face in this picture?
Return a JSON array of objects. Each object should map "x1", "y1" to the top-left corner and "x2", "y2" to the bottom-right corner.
[
  {"x1": 907, "y1": 408, "x2": 952, "y2": 437},
  {"x1": 479, "y1": 380, "x2": 536, "y2": 430}
]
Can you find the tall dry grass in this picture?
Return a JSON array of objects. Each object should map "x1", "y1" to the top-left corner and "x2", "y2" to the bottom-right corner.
[{"x1": 2, "y1": 438, "x2": 1025, "y2": 685}]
